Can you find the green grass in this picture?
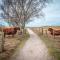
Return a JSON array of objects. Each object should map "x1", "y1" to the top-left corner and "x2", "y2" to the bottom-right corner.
[
  {"x1": 18, "y1": 31, "x2": 30, "y2": 48},
  {"x1": 38, "y1": 33, "x2": 60, "y2": 60}
]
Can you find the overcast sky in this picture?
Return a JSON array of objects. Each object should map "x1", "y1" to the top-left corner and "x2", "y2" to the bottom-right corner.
[
  {"x1": 0, "y1": 0, "x2": 60, "y2": 27},
  {"x1": 26, "y1": 0, "x2": 60, "y2": 27}
]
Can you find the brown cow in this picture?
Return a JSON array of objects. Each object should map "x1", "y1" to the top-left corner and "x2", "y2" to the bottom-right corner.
[
  {"x1": 3, "y1": 27, "x2": 16, "y2": 37},
  {"x1": 48, "y1": 28, "x2": 53, "y2": 35},
  {"x1": 48, "y1": 28, "x2": 60, "y2": 35},
  {"x1": 3, "y1": 27, "x2": 20, "y2": 37}
]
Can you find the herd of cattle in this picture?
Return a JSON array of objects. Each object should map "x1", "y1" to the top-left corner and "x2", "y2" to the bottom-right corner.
[
  {"x1": 0, "y1": 27, "x2": 20, "y2": 37},
  {"x1": 0, "y1": 27, "x2": 60, "y2": 38}
]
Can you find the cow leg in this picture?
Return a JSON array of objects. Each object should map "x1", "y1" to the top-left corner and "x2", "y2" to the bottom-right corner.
[
  {"x1": 53, "y1": 34, "x2": 55, "y2": 39},
  {"x1": 12, "y1": 34, "x2": 14, "y2": 37}
]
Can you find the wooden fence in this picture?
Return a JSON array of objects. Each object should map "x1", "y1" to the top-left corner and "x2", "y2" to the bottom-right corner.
[
  {"x1": 28, "y1": 27, "x2": 48, "y2": 35},
  {"x1": 29, "y1": 27, "x2": 60, "y2": 39},
  {"x1": 0, "y1": 32, "x2": 3, "y2": 52}
]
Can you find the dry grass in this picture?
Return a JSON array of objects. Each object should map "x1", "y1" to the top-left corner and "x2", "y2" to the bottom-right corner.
[
  {"x1": 0, "y1": 30, "x2": 29, "y2": 60},
  {"x1": 31, "y1": 26, "x2": 60, "y2": 60}
]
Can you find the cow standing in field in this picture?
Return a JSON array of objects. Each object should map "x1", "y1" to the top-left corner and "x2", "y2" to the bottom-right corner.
[
  {"x1": 1, "y1": 27, "x2": 20, "y2": 37},
  {"x1": 48, "y1": 28, "x2": 60, "y2": 36}
]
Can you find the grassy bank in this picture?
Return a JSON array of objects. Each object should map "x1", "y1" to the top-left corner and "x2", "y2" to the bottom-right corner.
[
  {"x1": 0, "y1": 30, "x2": 29, "y2": 60},
  {"x1": 38, "y1": 34, "x2": 60, "y2": 60}
]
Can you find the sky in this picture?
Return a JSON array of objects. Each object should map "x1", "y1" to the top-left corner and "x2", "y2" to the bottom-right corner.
[
  {"x1": 26, "y1": 0, "x2": 60, "y2": 27},
  {"x1": 0, "y1": 0, "x2": 60, "y2": 27},
  {"x1": 0, "y1": 20, "x2": 10, "y2": 27}
]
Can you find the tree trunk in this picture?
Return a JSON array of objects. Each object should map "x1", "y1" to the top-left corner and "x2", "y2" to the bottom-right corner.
[{"x1": 22, "y1": 23, "x2": 26, "y2": 34}]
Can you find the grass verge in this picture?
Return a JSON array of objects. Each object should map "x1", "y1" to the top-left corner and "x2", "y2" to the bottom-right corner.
[
  {"x1": 37, "y1": 32, "x2": 60, "y2": 60},
  {"x1": 31, "y1": 27, "x2": 60, "y2": 60}
]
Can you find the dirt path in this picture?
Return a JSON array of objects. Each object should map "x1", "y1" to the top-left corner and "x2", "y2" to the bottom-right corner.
[{"x1": 9, "y1": 28, "x2": 53, "y2": 60}]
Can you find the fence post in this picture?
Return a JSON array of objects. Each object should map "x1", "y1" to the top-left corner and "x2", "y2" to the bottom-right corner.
[
  {"x1": 46, "y1": 29, "x2": 47, "y2": 35},
  {"x1": 41, "y1": 27, "x2": 43, "y2": 35},
  {"x1": 53, "y1": 30, "x2": 55, "y2": 39},
  {"x1": 0, "y1": 32, "x2": 2, "y2": 52}
]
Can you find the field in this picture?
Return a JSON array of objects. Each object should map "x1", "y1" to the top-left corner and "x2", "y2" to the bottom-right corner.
[
  {"x1": 0, "y1": 30, "x2": 29, "y2": 60},
  {"x1": 30, "y1": 26, "x2": 60, "y2": 60}
]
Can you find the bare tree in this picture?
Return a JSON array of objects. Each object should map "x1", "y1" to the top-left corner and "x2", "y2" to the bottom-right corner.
[
  {"x1": 0, "y1": 0, "x2": 50, "y2": 29},
  {"x1": 0, "y1": 0, "x2": 51, "y2": 52}
]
